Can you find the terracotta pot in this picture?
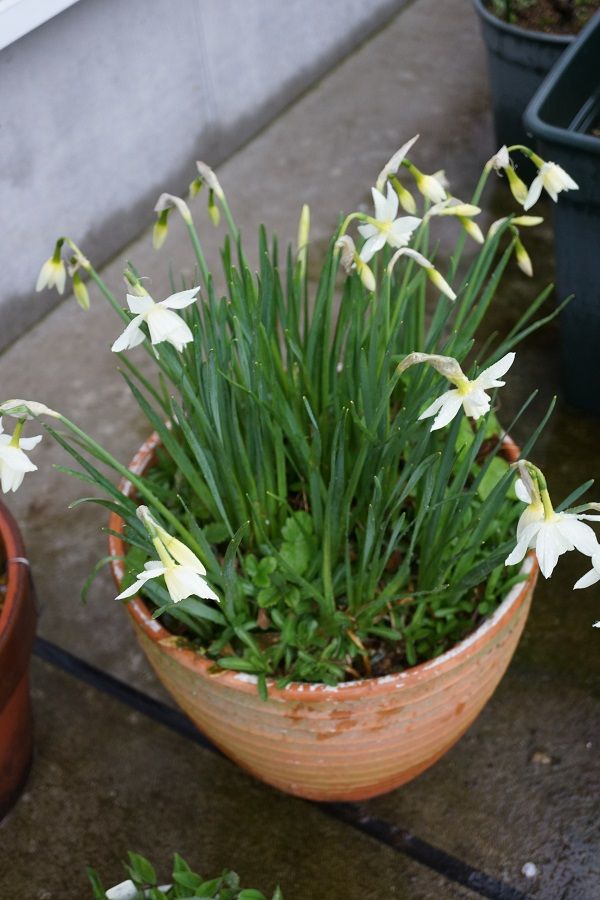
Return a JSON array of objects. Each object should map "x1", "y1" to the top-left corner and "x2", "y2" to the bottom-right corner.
[
  {"x1": 0, "y1": 501, "x2": 36, "y2": 818},
  {"x1": 109, "y1": 434, "x2": 537, "y2": 802}
]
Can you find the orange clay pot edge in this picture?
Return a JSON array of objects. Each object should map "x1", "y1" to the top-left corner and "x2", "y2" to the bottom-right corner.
[
  {"x1": 108, "y1": 432, "x2": 538, "y2": 702},
  {"x1": 0, "y1": 503, "x2": 29, "y2": 641}
]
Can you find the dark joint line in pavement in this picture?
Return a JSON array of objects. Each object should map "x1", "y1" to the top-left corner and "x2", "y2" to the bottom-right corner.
[{"x1": 33, "y1": 637, "x2": 531, "y2": 900}]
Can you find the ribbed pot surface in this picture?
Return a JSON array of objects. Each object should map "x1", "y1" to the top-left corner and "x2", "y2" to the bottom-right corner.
[{"x1": 109, "y1": 434, "x2": 537, "y2": 801}]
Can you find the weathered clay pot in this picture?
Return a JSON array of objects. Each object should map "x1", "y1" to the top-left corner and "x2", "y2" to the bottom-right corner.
[
  {"x1": 109, "y1": 434, "x2": 537, "y2": 802},
  {"x1": 0, "y1": 501, "x2": 36, "y2": 819}
]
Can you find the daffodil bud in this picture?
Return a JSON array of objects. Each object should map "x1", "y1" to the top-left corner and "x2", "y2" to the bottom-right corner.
[
  {"x1": 505, "y1": 166, "x2": 528, "y2": 206},
  {"x1": 208, "y1": 190, "x2": 220, "y2": 227},
  {"x1": 188, "y1": 177, "x2": 203, "y2": 198},
  {"x1": 297, "y1": 203, "x2": 310, "y2": 276},
  {"x1": 195, "y1": 160, "x2": 224, "y2": 200},
  {"x1": 356, "y1": 257, "x2": 376, "y2": 292},
  {"x1": 0, "y1": 399, "x2": 59, "y2": 419},
  {"x1": 154, "y1": 192, "x2": 192, "y2": 225},
  {"x1": 297, "y1": 203, "x2": 310, "y2": 255},
  {"x1": 515, "y1": 237, "x2": 533, "y2": 277},
  {"x1": 410, "y1": 165, "x2": 447, "y2": 204},
  {"x1": 390, "y1": 176, "x2": 417, "y2": 214},
  {"x1": 153, "y1": 208, "x2": 170, "y2": 249},
  {"x1": 72, "y1": 270, "x2": 90, "y2": 311},
  {"x1": 427, "y1": 266, "x2": 457, "y2": 301},
  {"x1": 459, "y1": 216, "x2": 484, "y2": 244}
]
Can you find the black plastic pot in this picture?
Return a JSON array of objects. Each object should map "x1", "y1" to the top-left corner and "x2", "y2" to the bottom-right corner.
[
  {"x1": 473, "y1": 0, "x2": 572, "y2": 148},
  {"x1": 524, "y1": 12, "x2": 600, "y2": 414}
]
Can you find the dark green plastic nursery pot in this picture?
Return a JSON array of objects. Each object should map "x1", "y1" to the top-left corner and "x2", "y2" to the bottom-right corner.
[
  {"x1": 473, "y1": 0, "x2": 572, "y2": 148},
  {"x1": 524, "y1": 12, "x2": 600, "y2": 415}
]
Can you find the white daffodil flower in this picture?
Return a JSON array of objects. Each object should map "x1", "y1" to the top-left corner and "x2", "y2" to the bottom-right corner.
[
  {"x1": 112, "y1": 287, "x2": 199, "y2": 353},
  {"x1": 116, "y1": 512, "x2": 219, "y2": 606},
  {"x1": 505, "y1": 463, "x2": 599, "y2": 578},
  {"x1": 36, "y1": 255, "x2": 66, "y2": 295},
  {"x1": 375, "y1": 135, "x2": 420, "y2": 192},
  {"x1": 0, "y1": 418, "x2": 42, "y2": 493},
  {"x1": 524, "y1": 160, "x2": 578, "y2": 210},
  {"x1": 574, "y1": 551, "x2": 600, "y2": 591},
  {"x1": 336, "y1": 235, "x2": 376, "y2": 291},
  {"x1": 388, "y1": 248, "x2": 456, "y2": 300},
  {"x1": 398, "y1": 351, "x2": 515, "y2": 431},
  {"x1": 357, "y1": 185, "x2": 421, "y2": 263}
]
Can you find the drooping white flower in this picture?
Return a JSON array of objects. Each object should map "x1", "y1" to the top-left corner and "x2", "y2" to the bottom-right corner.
[
  {"x1": 116, "y1": 510, "x2": 219, "y2": 605},
  {"x1": 0, "y1": 418, "x2": 42, "y2": 493},
  {"x1": 524, "y1": 161, "x2": 578, "y2": 210},
  {"x1": 357, "y1": 184, "x2": 421, "y2": 263},
  {"x1": 36, "y1": 255, "x2": 66, "y2": 295},
  {"x1": 388, "y1": 248, "x2": 456, "y2": 300},
  {"x1": 398, "y1": 352, "x2": 515, "y2": 430},
  {"x1": 111, "y1": 287, "x2": 199, "y2": 353},
  {"x1": 375, "y1": 135, "x2": 420, "y2": 192},
  {"x1": 506, "y1": 463, "x2": 599, "y2": 578},
  {"x1": 574, "y1": 551, "x2": 600, "y2": 590}
]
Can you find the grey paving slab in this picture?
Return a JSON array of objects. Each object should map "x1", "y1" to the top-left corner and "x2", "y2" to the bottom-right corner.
[{"x1": 0, "y1": 659, "x2": 473, "y2": 900}]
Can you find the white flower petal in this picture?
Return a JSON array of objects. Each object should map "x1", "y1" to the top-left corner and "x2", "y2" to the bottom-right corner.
[
  {"x1": 359, "y1": 233, "x2": 386, "y2": 263},
  {"x1": 18, "y1": 434, "x2": 42, "y2": 451},
  {"x1": 574, "y1": 567, "x2": 600, "y2": 590},
  {"x1": 515, "y1": 478, "x2": 532, "y2": 505},
  {"x1": 126, "y1": 294, "x2": 155, "y2": 314},
  {"x1": 111, "y1": 315, "x2": 145, "y2": 352},
  {"x1": 160, "y1": 287, "x2": 201, "y2": 310},
  {"x1": 375, "y1": 135, "x2": 420, "y2": 192},
  {"x1": 475, "y1": 352, "x2": 516, "y2": 389},
  {"x1": 429, "y1": 392, "x2": 464, "y2": 431},
  {"x1": 146, "y1": 307, "x2": 193, "y2": 348},
  {"x1": 371, "y1": 187, "x2": 389, "y2": 222},
  {"x1": 536, "y1": 523, "x2": 568, "y2": 578},
  {"x1": 556, "y1": 516, "x2": 599, "y2": 557},
  {"x1": 523, "y1": 175, "x2": 543, "y2": 211}
]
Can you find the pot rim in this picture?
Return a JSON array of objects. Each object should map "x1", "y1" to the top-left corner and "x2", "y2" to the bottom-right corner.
[
  {"x1": 109, "y1": 432, "x2": 538, "y2": 702},
  {"x1": 472, "y1": 0, "x2": 575, "y2": 46},
  {"x1": 0, "y1": 501, "x2": 29, "y2": 642}
]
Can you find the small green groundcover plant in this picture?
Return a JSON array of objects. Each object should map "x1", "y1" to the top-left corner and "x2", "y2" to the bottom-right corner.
[
  {"x1": 87, "y1": 851, "x2": 282, "y2": 900},
  {"x1": 2, "y1": 138, "x2": 599, "y2": 693}
]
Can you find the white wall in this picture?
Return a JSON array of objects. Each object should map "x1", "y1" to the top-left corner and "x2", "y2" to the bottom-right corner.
[{"x1": 0, "y1": 0, "x2": 403, "y2": 349}]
